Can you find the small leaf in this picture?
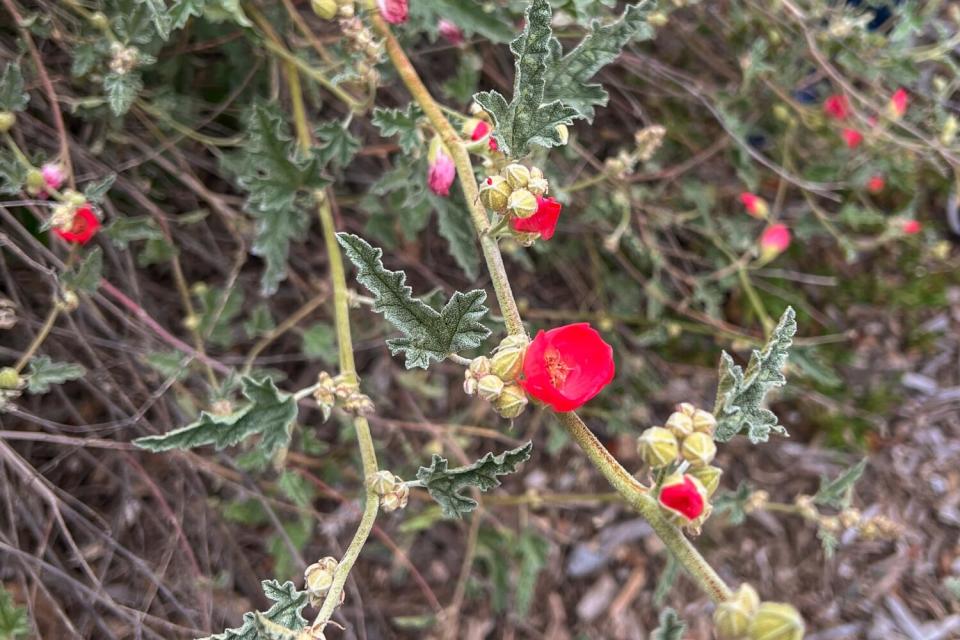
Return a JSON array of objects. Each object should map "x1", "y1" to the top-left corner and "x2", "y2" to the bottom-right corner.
[
  {"x1": 134, "y1": 376, "x2": 297, "y2": 455},
  {"x1": 301, "y1": 323, "x2": 337, "y2": 363},
  {"x1": 713, "y1": 307, "x2": 797, "y2": 443},
  {"x1": 0, "y1": 587, "x2": 30, "y2": 639},
  {"x1": 201, "y1": 580, "x2": 308, "y2": 640},
  {"x1": 430, "y1": 191, "x2": 480, "y2": 280},
  {"x1": 0, "y1": 150, "x2": 28, "y2": 195},
  {"x1": 713, "y1": 481, "x2": 753, "y2": 526},
  {"x1": 103, "y1": 71, "x2": 143, "y2": 116},
  {"x1": 651, "y1": 608, "x2": 686, "y2": 640},
  {"x1": 337, "y1": 233, "x2": 491, "y2": 368},
  {"x1": 0, "y1": 63, "x2": 29, "y2": 112},
  {"x1": 25, "y1": 356, "x2": 86, "y2": 394},
  {"x1": 83, "y1": 173, "x2": 117, "y2": 203},
  {"x1": 62, "y1": 246, "x2": 103, "y2": 294},
  {"x1": 371, "y1": 104, "x2": 423, "y2": 155},
  {"x1": 813, "y1": 459, "x2": 867, "y2": 509},
  {"x1": 415, "y1": 442, "x2": 533, "y2": 518},
  {"x1": 136, "y1": 0, "x2": 173, "y2": 39},
  {"x1": 315, "y1": 121, "x2": 360, "y2": 169},
  {"x1": 817, "y1": 526, "x2": 838, "y2": 558},
  {"x1": 515, "y1": 532, "x2": 549, "y2": 616},
  {"x1": 105, "y1": 216, "x2": 165, "y2": 248}
]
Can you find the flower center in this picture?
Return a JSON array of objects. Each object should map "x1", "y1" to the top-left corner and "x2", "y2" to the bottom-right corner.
[
  {"x1": 544, "y1": 347, "x2": 571, "y2": 388},
  {"x1": 71, "y1": 215, "x2": 89, "y2": 234}
]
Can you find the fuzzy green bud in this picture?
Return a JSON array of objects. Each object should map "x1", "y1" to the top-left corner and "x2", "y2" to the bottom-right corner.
[
  {"x1": 502, "y1": 163, "x2": 530, "y2": 190},
  {"x1": 90, "y1": 12, "x2": 110, "y2": 30},
  {"x1": 304, "y1": 556, "x2": 338, "y2": 604},
  {"x1": 636, "y1": 426, "x2": 679, "y2": 468},
  {"x1": 664, "y1": 410, "x2": 694, "y2": 438},
  {"x1": 63, "y1": 189, "x2": 87, "y2": 207},
  {"x1": 689, "y1": 464, "x2": 722, "y2": 497},
  {"x1": 714, "y1": 584, "x2": 760, "y2": 640},
  {"x1": 367, "y1": 470, "x2": 399, "y2": 496},
  {"x1": 748, "y1": 602, "x2": 804, "y2": 640},
  {"x1": 507, "y1": 188, "x2": 538, "y2": 219},
  {"x1": 479, "y1": 175, "x2": 511, "y2": 213},
  {"x1": 477, "y1": 374, "x2": 504, "y2": 402},
  {"x1": 681, "y1": 431, "x2": 717, "y2": 468},
  {"x1": 311, "y1": 0, "x2": 338, "y2": 18},
  {"x1": 490, "y1": 335, "x2": 527, "y2": 381},
  {"x1": 0, "y1": 367, "x2": 22, "y2": 390},
  {"x1": 380, "y1": 483, "x2": 409, "y2": 512},
  {"x1": 692, "y1": 408, "x2": 717, "y2": 435},
  {"x1": 527, "y1": 166, "x2": 549, "y2": 196},
  {"x1": 25, "y1": 169, "x2": 44, "y2": 194},
  {"x1": 469, "y1": 355, "x2": 491, "y2": 378},
  {"x1": 494, "y1": 383, "x2": 527, "y2": 418},
  {"x1": 555, "y1": 124, "x2": 569, "y2": 145},
  {"x1": 0, "y1": 111, "x2": 15, "y2": 133}
]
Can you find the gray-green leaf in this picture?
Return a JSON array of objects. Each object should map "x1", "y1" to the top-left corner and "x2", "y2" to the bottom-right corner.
[
  {"x1": 713, "y1": 307, "x2": 797, "y2": 443},
  {"x1": 813, "y1": 459, "x2": 867, "y2": 509},
  {"x1": 103, "y1": 71, "x2": 143, "y2": 116},
  {"x1": 337, "y1": 233, "x2": 491, "y2": 369},
  {"x1": 133, "y1": 376, "x2": 297, "y2": 454},
  {"x1": 0, "y1": 63, "x2": 29, "y2": 112},
  {"x1": 25, "y1": 356, "x2": 86, "y2": 394},
  {"x1": 415, "y1": 442, "x2": 533, "y2": 518},
  {"x1": 201, "y1": 580, "x2": 308, "y2": 640},
  {"x1": 651, "y1": 608, "x2": 686, "y2": 640},
  {"x1": 371, "y1": 104, "x2": 423, "y2": 155},
  {"x1": 62, "y1": 246, "x2": 103, "y2": 294}
]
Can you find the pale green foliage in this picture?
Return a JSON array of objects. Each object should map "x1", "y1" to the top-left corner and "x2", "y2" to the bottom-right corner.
[
  {"x1": 713, "y1": 481, "x2": 753, "y2": 525},
  {"x1": 83, "y1": 173, "x2": 116, "y2": 203},
  {"x1": 371, "y1": 104, "x2": 423, "y2": 155},
  {"x1": 813, "y1": 459, "x2": 867, "y2": 509},
  {"x1": 202, "y1": 580, "x2": 308, "y2": 640},
  {"x1": 431, "y1": 191, "x2": 481, "y2": 280},
  {"x1": 651, "y1": 608, "x2": 686, "y2": 640},
  {"x1": 314, "y1": 120, "x2": 360, "y2": 170},
  {"x1": 474, "y1": 0, "x2": 577, "y2": 157},
  {"x1": 222, "y1": 102, "x2": 329, "y2": 295},
  {"x1": 0, "y1": 151, "x2": 26, "y2": 194},
  {"x1": 169, "y1": 0, "x2": 251, "y2": 30},
  {"x1": 713, "y1": 307, "x2": 797, "y2": 443},
  {"x1": 818, "y1": 526, "x2": 838, "y2": 558},
  {"x1": 25, "y1": 356, "x2": 86, "y2": 394},
  {"x1": 414, "y1": 442, "x2": 533, "y2": 518},
  {"x1": 411, "y1": 0, "x2": 514, "y2": 43},
  {"x1": 0, "y1": 63, "x2": 29, "y2": 112},
  {"x1": 104, "y1": 71, "x2": 143, "y2": 116},
  {"x1": 515, "y1": 532, "x2": 549, "y2": 616},
  {"x1": 62, "y1": 246, "x2": 103, "y2": 294},
  {"x1": 541, "y1": 1, "x2": 655, "y2": 121},
  {"x1": 337, "y1": 233, "x2": 491, "y2": 369},
  {"x1": 133, "y1": 376, "x2": 297, "y2": 454},
  {"x1": 0, "y1": 587, "x2": 30, "y2": 640},
  {"x1": 105, "y1": 216, "x2": 165, "y2": 247}
]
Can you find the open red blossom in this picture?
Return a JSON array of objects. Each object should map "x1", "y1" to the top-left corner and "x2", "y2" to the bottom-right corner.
[
  {"x1": 842, "y1": 128, "x2": 863, "y2": 149},
  {"x1": 519, "y1": 323, "x2": 614, "y2": 412},
  {"x1": 470, "y1": 120, "x2": 498, "y2": 151},
  {"x1": 823, "y1": 94, "x2": 851, "y2": 120},
  {"x1": 890, "y1": 88, "x2": 908, "y2": 118},
  {"x1": 510, "y1": 196, "x2": 562, "y2": 240},
  {"x1": 54, "y1": 205, "x2": 100, "y2": 245},
  {"x1": 658, "y1": 475, "x2": 705, "y2": 521},
  {"x1": 867, "y1": 175, "x2": 885, "y2": 193}
]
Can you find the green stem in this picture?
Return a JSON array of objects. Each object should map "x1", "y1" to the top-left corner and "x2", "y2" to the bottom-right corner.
[{"x1": 14, "y1": 304, "x2": 60, "y2": 373}]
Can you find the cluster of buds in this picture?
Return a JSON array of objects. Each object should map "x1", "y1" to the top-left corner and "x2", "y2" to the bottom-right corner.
[
  {"x1": 794, "y1": 497, "x2": 902, "y2": 543},
  {"x1": 479, "y1": 164, "x2": 562, "y2": 245},
  {"x1": 638, "y1": 404, "x2": 719, "y2": 475},
  {"x1": 304, "y1": 556, "x2": 341, "y2": 607},
  {"x1": 463, "y1": 335, "x2": 529, "y2": 419},
  {"x1": 367, "y1": 470, "x2": 409, "y2": 512},
  {"x1": 715, "y1": 583, "x2": 805, "y2": 640},
  {"x1": 0, "y1": 367, "x2": 24, "y2": 411},
  {"x1": 338, "y1": 12, "x2": 381, "y2": 84},
  {"x1": 603, "y1": 124, "x2": 666, "y2": 179},
  {"x1": 26, "y1": 163, "x2": 66, "y2": 198},
  {"x1": 109, "y1": 42, "x2": 141, "y2": 75},
  {"x1": 312, "y1": 371, "x2": 375, "y2": 420}
]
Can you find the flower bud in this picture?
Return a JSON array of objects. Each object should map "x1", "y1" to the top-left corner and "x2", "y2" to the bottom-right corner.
[
  {"x1": 490, "y1": 335, "x2": 527, "y2": 381},
  {"x1": 311, "y1": 0, "x2": 338, "y2": 19},
  {"x1": 689, "y1": 464, "x2": 723, "y2": 497},
  {"x1": 25, "y1": 169, "x2": 44, "y2": 195},
  {"x1": 304, "y1": 557, "x2": 338, "y2": 605},
  {"x1": 507, "y1": 188, "x2": 538, "y2": 219},
  {"x1": 714, "y1": 584, "x2": 760, "y2": 640},
  {"x1": 681, "y1": 431, "x2": 717, "y2": 468},
  {"x1": 494, "y1": 383, "x2": 528, "y2": 418},
  {"x1": 0, "y1": 367, "x2": 23, "y2": 390},
  {"x1": 90, "y1": 11, "x2": 110, "y2": 30},
  {"x1": 468, "y1": 355, "x2": 491, "y2": 377},
  {"x1": 477, "y1": 374, "x2": 504, "y2": 402},
  {"x1": 692, "y1": 409, "x2": 717, "y2": 435},
  {"x1": 367, "y1": 470, "x2": 400, "y2": 496},
  {"x1": 0, "y1": 111, "x2": 15, "y2": 133},
  {"x1": 636, "y1": 426, "x2": 679, "y2": 468},
  {"x1": 526, "y1": 167, "x2": 549, "y2": 197},
  {"x1": 739, "y1": 192, "x2": 769, "y2": 219},
  {"x1": 59, "y1": 290, "x2": 80, "y2": 312},
  {"x1": 463, "y1": 372, "x2": 478, "y2": 395},
  {"x1": 380, "y1": 483, "x2": 409, "y2": 512},
  {"x1": 664, "y1": 411, "x2": 694, "y2": 438},
  {"x1": 63, "y1": 189, "x2": 87, "y2": 208},
  {"x1": 555, "y1": 124, "x2": 569, "y2": 145},
  {"x1": 502, "y1": 163, "x2": 530, "y2": 190},
  {"x1": 658, "y1": 473, "x2": 707, "y2": 523},
  {"x1": 760, "y1": 224, "x2": 791, "y2": 261},
  {"x1": 748, "y1": 602, "x2": 804, "y2": 640},
  {"x1": 479, "y1": 175, "x2": 511, "y2": 213},
  {"x1": 675, "y1": 402, "x2": 696, "y2": 417}
]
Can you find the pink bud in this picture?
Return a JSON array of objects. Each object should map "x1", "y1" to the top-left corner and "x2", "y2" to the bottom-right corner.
[
  {"x1": 902, "y1": 219, "x2": 921, "y2": 235},
  {"x1": 41, "y1": 163, "x2": 65, "y2": 192},
  {"x1": 739, "y1": 192, "x2": 768, "y2": 218},
  {"x1": 427, "y1": 138, "x2": 456, "y2": 197},
  {"x1": 377, "y1": 0, "x2": 408, "y2": 24},
  {"x1": 760, "y1": 223, "x2": 791, "y2": 258},
  {"x1": 438, "y1": 19, "x2": 464, "y2": 45},
  {"x1": 842, "y1": 128, "x2": 863, "y2": 149},
  {"x1": 867, "y1": 175, "x2": 885, "y2": 194},
  {"x1": 823, "y1": 94, "x2": 850, "y2": 120},
  {"x1": 889, "y1": 88, "x2": 908, "y2": 119}
]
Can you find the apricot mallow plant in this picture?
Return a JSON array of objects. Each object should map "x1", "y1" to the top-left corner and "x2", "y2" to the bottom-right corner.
[{"x1": 97, "y1": 1, "x2": 898, "y2": 638}]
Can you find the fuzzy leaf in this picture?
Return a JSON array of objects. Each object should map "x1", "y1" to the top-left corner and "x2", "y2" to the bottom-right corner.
[
  {"x1": 713, "y1": 307, "x2": 797, "y2": 443},
  {"x1": 415, "y1": 442, "x2": 533, "y2": 518},
  {"x1": 371, "y1": 104, "x2": 423, "y2": 155},
  {"x1": 105, "y1": 216, "x2": 165, "y2": 247},
  {"x1": 83, "y1": 173, "x2": 116, "y2": 203},
  {"x1": 169, "y1": 0, "x2": 250, "y2": 28},
  {"x1": 223, "y1": 102, "x2": 328, "y2": 295},
  {"x1": 813, "y1": 459, "x2": 867, "y2": 509},
  {"x1": 0, "y1": 150, "x2": 27, "y2": 195},
  {"x1": 0, "y1": 63, "x2": 29, "y2": 112},
  {"x1": 337, "y1": 233, "x2": 491, "y2": 368},
  {"x1": 651, "y1": 608, "x2": 686, "y2": 640},
  {"x1": 136, "y1": 0, "x2": 173, "y2": 39},
  {"x1": 541, "y1": 2, "x2": 655, "y2": 121},
  {"x1": 474, "y1": 0, "x2": 577, "y2": 157},
  {"x1": 104, "y1": 71, "x2": 143, "y2": 116},
  {"x1": 25, "y1": 356, "x2": 86, "y2": 394},
  {"x1": 0, "y1": 588, "x2": 30, "y2": 639},
  {"x1": 134, "y1": 376, "x2": 297, "y2": 454},
  {"x1": 430, "y1": 191, "x2": 481, "y2": 280},
  {"x1": 515, "y1": 533, "x2": 549, "y2": 616},
  {"x1": 315, "y1": 121, "x2": 360, "y2": 169},
  {"x1": 62, "y1": 246, "x2": 103, "y2": 294},
  {"x1": 713, "y1": 481, "x2": 753, "y2": 525},
  {"x1": 415, "y1": 0, "x2": 514, "y2": 43},
  {"x1": 202, "y1": 580, "x2": 308, "y2": 640}
]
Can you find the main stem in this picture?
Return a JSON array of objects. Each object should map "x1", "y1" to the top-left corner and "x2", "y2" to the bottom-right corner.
[{"x1": 373, "y1": 15, "x2": 733, "y2": 605}]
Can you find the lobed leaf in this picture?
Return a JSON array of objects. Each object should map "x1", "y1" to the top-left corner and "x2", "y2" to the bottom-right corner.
[
  {"x1": 371, "y1": 104, "x2": 423, "y2": 154},
  {"x1": 337, "y1": 233, "x2": 491, "y2": 368},
  {"x1": 0, "y1": 63, "x2": 29, "y2": 112},
  {"x1": 0, "y1": 587, "x2": 30, "y2": 639},
  {"x1": 25, "y1": 356, "x2": 86, "y2": 394},
  {"x1": 62, "y1": 247, "x2": 103, "y2": 294},
  {"x1": 713, "y1": 307, "x2": 797, "y2": 443},
  {"x1": 813, "y1": 459, "x2": 867, "y2": 509},
  {"x1": 415, "y1": 442, "x2": 533, "y2": 518},
  {"x1": 201, "y1": 580, "x2": 308, "y2": 640},
  {"x1": 651, "y1": 608, "x2": 686, "y2": 640}
]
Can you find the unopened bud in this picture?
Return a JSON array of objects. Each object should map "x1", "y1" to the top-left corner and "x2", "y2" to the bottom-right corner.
[
  {"x1": 0, "y1": 367, "x2": 22, "y2": 390},
  {"x1": 367, "y1": 470, "x2": 400, "y2": 496},
  {"x1": 675, "y1": 402, "x2": 696, "y2": 417},
  {"x1": 0, "y1": 111, "x2": 15, "y2": 133},
  {"x1": 648, "y1": 11, "x2": 668, "y2": 26},
  {"x1": 26, "y1": 169, "x2": 44, "y2": 194},
  {"x1": 59, "y1": 290, "x2": 80, "y2": 312},
  {"x1": 311, "y1": 0, "x2": 338, "y2": 18},
  {"x1": 477, "y1": 374, "x2": 504, "y2": 402},
  {"x1": 555, "y1": 124, "x2": 569, "y2": 145},
  {"x1": 507, "y1": 188, "x2": 538, "y2": 219},
  {"x1": 692, "y1": 409, "x2": 717, "y2": 435},
  {"x1": 490, "y1": 335, "x2": 527, "y2": 381},
  {"x1": 527, "y1": 167, "x2": 549, "y2": 196},
  {"x1": 715, "y1": 584, "x2": 760, "y2": 640},
  {"x1": 479, "y1": 175, "x2": 511, "y2": 213},
  {"x1": 502, "y1": 163, "x2": 530, "y2": 190},
  {"x1": 469, "y1": 355, "x2": 491, "y2": 378},
  {"x1": 90, "y1": 11, "x2": 110, "y2": 30},
  {"x1": 689, "y1": 464, "x2": 722, "y2": 497},
  {"x1": 494, "y1": 383, "x2": 527, "y2": 418},
  {"x1": 664, "y1": 411, "x2": 694, "y2": 438},
  {"x1": 636, "y1": 426, "x2": 679, "y2": 468},
  {"x1": 658, "y1": 473, "x2": 708, "y2": 523},
  {"x1": 748, "y1": 602, "x2": 804, "y2": 640},
  {"x1": 381, "y1": 483, "x2": 409, "y2": 512},
  {"x1": 304, "y1": 557, "x2": 338, "y2": 605},
  {"x1": 681, "y1": 431, "x2": 717, "y2": 468}
]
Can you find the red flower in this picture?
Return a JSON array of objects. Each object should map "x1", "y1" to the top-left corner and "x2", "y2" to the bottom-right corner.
[
  {"x1": 658, "y1": 475, "x2": 706, "y2": 521},
  {"x1": 867, "y1": 175, "x2": 885, "y2": 194},
  {"x1": 823, "y1": 94, "x2": 851, "y2": 120},
  {"x1": 760, "y1": 223, "x2": 791, "y2": 259},
  {"x1": 842, "y1": 128, "x2": 863, "y2": 149},
  {"x1": 469, "y1": 119, "x2": 498, "y2": 151},
  {"x1": 739, "y1": 192, "x2": 768, "y2": 218},
  {"x1": 510, "y1": 195, "x2": 562, "y2": 240},
  {"x1": 902, "y1": 219, "x2": 921, "y2": 235},
  {"x1": 376, "y1": 0, "x2": 407, "y2": 24},
  {"x1": 519, "y1": 323, "x2": 614, "y2": 412},
  {"x1": 889, "y1": 88, "x2": 908, "y2": 119},
  {"x1": 54, "y1": 205, "x2": 100, "y2": 245}
]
